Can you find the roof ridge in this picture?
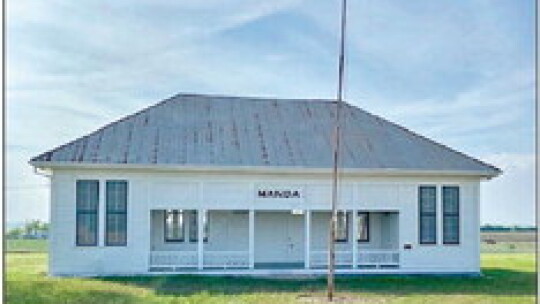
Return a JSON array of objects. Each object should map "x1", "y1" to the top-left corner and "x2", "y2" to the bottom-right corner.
[{"x1": 171, "y1": 92, "x2": 336, "y2": 103}]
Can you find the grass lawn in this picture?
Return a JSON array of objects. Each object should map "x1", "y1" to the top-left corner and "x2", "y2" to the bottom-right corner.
[
  {"x1": 6, "y1": 252, "x2": 536, "y2": 304},
  {"x1": 6, "y1": 239, "x2": 48, "y2": 253}
]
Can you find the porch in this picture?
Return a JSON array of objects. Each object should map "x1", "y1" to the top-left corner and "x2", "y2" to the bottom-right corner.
[{"x1": 148, "y1": 210, "x2": 399, "y2": 272}]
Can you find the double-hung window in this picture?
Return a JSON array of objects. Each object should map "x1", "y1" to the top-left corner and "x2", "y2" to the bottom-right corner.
[
  {"x1": 164, "y1": 210, "x2": 184, "y2": 242},
  {"x1": 76, "y1": 180, "x2": 99, "y2": 246},
  {"x1": 443, "y1": 186, "x2": 460, "y2": 244},
  {"x1": 105, "y1": 181, "x2": 128, "y2": 246},
  {"x1": 419, "y1": 186, "x2": 437, "y2": 244},
  {"x1": 335, "y1": 211, "x2": 349, "y2": 242},
  {"x1": 357, "y1": 212, "x2": 369, "y2": 242}
]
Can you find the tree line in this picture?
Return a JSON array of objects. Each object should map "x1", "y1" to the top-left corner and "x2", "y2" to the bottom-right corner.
[
  {"x1": 481, "y1": 224, "x2": 536, "y2": 232},
  {"x1": 6, "y1": 220, "x2": 49, "y2": 239}
]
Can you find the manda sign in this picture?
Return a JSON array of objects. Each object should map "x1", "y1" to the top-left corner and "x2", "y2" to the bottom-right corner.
[{"x1": 257, "y1": 189, "x2": 302, "y2": 199}]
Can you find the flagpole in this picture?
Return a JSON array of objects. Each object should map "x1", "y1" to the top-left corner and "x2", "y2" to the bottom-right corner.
[{"x1": 328, "y1": 0, "x2": 347, "y2": 301}]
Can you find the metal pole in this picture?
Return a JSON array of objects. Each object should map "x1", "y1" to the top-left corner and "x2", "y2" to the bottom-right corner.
[{"x1": 328, "y1": 0, "x2": 347, "y2": 301}]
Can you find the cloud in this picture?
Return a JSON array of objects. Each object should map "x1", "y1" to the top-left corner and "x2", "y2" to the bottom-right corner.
[
  {"x1": 300, "y1": 0, "x2": 534, "y2": 103},
  {"x1": 6, "y1": 144, "x2": 50, "y2": 222},
  {"x1": 6, "y1": 1, "x2": 534, "y2": 225},
  {"x1": 7, "y1": 0, "x2": 305, "y2": 94},
  {"x1": 354, "y1": 68, "x2": 535, "y2": 157},
  {"x1": 7, "y1": 1, "x2": 316, "y2": 147}
]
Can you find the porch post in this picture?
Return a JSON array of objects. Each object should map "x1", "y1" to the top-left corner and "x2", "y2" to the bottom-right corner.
[
  {"x1": 352, "y1": 210, "x2": 358, "y2": 269},
  {"x1": 197, "y1": 209, "x2": 204, "y2": 270},
  {"x1": 248, "y1": 209, "x2": 255, "y2": 269},
  {"x1": 304, "y1": 210, "x2": 311, "y2": 269}
]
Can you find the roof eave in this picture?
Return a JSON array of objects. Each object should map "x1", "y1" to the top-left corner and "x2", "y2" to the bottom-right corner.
[{"x1": 29, "y1": 161, "x2": 501, "y2": 179}]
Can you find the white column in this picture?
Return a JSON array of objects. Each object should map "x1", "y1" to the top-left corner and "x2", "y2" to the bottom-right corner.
[
  {"x1": 197, "y1": 209, "x2": 204, "y2": 270},
  {"x1": 248, "y1": 209, "x2": 255, "y2": 269},
  {"x1": 99, "y1": 180, "x2": 106, "y2": 247},
  {"x1": 304, "y1": 210, "x2": 311, "y2": 269},
  {"x1": 352, "y1": 210, "x2": 358, "y2": 269}
]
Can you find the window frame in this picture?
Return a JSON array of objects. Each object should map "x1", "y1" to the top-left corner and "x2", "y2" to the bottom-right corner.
[
  {"x1": 335, "y1": 211, "x2": 349, "y2": 243},
  {"x1": 164, "y1": 210, "x2": 185, "y2": 242},
  {"x1": 442, "y1": 186, "x2": 460, "y2": 245},
  {"x1": 189, "y1": 210, "x2": 209, "y2": 243},
  {"x1": 418, "y1": 185, "x2": 437, "y2": 245},
  {"x1": 357, "y1": 212, "x2": 370, "y2": 243},
  {"x1": 105, "y1": 180, "x2": 128, "y2": 247},
  {"x1": 76, "y1": 180, "x2": 99, "y2": 247}
]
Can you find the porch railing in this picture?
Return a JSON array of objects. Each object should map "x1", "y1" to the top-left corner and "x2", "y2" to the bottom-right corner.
[
  {"x1": 149, "y1": 251, "x2": 197, "y2": 268},
  {"x1": 149, "y1": 250, "x2": 249, "y2": 268},
  {"x1": 310, "y1": 249, "x2": 399, "y2": 267},
  {"x1": 310, "y1": 250, "x2": 353, "y2": 266},
  {"x1": 150, "y1": 249, "x2": 399, "y2": 269},
  {"x1": 358, "y1": 250, "x2": 399, "y2": 266},
  {"x1": 204, "y1": 251, "x2": 249, "y2": 268}
]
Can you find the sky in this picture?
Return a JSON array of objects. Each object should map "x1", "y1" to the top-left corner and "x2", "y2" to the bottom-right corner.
[{"x1": 6, "y1": 0, "x2": 535, "y2": 225}]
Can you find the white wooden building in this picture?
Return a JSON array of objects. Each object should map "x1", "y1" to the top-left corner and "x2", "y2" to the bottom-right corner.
[{"x1": 30, "y1": 93, "x2": 500, "y2": 276}]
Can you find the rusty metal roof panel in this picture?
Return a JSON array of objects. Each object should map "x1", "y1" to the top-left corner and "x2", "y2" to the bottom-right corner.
[{"x1": 30, "y1": 93, "x2": 500, "y2": 176}]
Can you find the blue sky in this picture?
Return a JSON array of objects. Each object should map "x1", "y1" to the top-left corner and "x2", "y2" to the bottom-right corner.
[{"x1": 6, "y1": 0, "x2": 535, "y2": 225}]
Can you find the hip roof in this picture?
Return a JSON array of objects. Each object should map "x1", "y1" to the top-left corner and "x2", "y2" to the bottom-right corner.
[{"x1": 30, "y1": 93, "x2": 501, "y2": 177}]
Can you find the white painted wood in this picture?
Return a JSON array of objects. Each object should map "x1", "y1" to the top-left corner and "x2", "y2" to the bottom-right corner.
[
  {"x1": 254, "y1": 211, "x2": 304, "y2": 263},
  {"x1": 203, "y1": 251, "x2": 249, "y2": 268},
  {"x1": 48, "y1": 174, "x2": 58, "y2": 275},
  {"x1": 197, "y1": 209, "x2": 204, "y2": 270},
  {"x1": 151, "y1": 181, "x2": 199, "y2": 209},
  {"x1": 32, "y1": 160, "x2": 499, "y2": 179},
  {"x1": 380, "y1": 213, "x2": 399, "y2": 249},
  {"x1": 46, "y1": 169, "x2": 484, "y2": 276},
  {"x1": 150, "y1": 251, "x2": 197, "y2": 267},
  {"x1": 304, "y1": 210, "x2": 311, "y2": 269},
  {"x1": 310, "y1": 249, "x2": 399, "y2": 267},
  {"x1": 143, "y1": 267, "x2": 479, "y2": 277},
  {"x1": 248, "y1": 209, "x2": 255, "y2": 269},
  {"x1": 98, "y1": 179, "x2": 105, "y2": 247},
  {"x1": 352, "y1": 210, "x2": 358, "y2": 268}
]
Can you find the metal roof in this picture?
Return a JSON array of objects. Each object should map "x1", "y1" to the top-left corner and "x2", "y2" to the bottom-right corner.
[{"x1": 30, "y1": 93, "x2": 501, "y2": 177}]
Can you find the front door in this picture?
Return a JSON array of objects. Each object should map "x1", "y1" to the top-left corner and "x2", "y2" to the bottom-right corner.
[{"x1": 255, "y1": 211, "x2": 305, "y2": 264}]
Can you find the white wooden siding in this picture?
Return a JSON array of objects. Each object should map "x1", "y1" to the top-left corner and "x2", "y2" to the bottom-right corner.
[{"x1": 48, "y1": 168, "x2": 481, "y2": 276}]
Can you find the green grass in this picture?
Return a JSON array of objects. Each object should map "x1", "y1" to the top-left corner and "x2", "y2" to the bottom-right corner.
[
  {"x1": 6, "y1": 252, "x2": 536, "y2": 304},
  {"x1": 6, "y1": 239, "x2": 48, "y2": 253}
]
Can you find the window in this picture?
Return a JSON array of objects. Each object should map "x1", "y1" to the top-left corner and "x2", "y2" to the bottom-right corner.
[
  {"x1": 357, "y1": 212, "x2": 369, "y2": 242},
  {"x1": 76, "y1": 180, "x2": 99, "y2": 246},
  {"x1": 335, "y1": 211, "x2": 348, "y2": 242},
  {"x1": 443, "y1": 186, "x2": 460, "y2": 244},
  {"x1": 419, "y1": 186, "x2": 437, "y2": 244},
  {"x1": 164, "y1": 210, "x2": 184, "y2": 242},
  {"x1": 105, "y1": 181, "x2": 128, "y2": 246},
  {"x1": 189, "y1": 210, "x2": 209, "y2": 243}
]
